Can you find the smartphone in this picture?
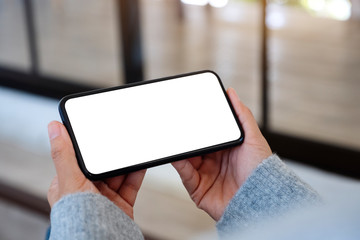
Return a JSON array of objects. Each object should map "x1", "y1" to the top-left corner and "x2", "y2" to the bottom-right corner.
[{"x1": 59, "y1": 70, "x2": 244, "y2": 180}]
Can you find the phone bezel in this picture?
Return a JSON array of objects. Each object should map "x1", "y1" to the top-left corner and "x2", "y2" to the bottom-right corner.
[{"x1": 59, "y1": 70, "x2": 245, "y2": 180}]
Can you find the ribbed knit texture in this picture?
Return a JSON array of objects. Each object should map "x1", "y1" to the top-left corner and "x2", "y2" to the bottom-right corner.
[
  {"x1": 49, "y1": 155, "x2": 321, "y2": 239},
  {"x1": 49, "y1": 192, "x2": 144, "y2": 240},
  {"x1": 216, "y1": 154, "x2": 321, "y2": 237}
]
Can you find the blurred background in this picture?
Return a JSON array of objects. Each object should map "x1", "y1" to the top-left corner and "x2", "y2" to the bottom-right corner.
[{"x1": 0, "y1": 0, "x2": 359, "y2": 239}]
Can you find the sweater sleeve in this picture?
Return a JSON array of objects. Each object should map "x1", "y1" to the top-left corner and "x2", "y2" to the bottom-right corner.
[
  {"x1": 216, "y1": 154, "x2": 321, "y2": 237},
  {"x1": 49, "y1": 192, "x2": 144, "y2": 240}
]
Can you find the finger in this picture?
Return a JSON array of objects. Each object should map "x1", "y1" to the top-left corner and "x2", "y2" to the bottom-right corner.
[
  {"x1": 105, "y1": 175, "x2": 126, "y2": 192},
  {"x1": 188, "y1": 156, "x2": 203, "y2": 170},
  {"x1": 118, "y1": 169, "x2": 147, "y2": 206},
  {"x1": 172, "y1": 159, "x2": 200, "y2": 194},
  {"x1": 227, "y1": 88, "x2": 262, "y2": 138},
  {"x1": 48, "y1": 121, "x2": 84, "y2": 183},
  {"x1": 96, "y1": 181, "x2": 132, "y2": 214},
  {"x1": 47, "y1": 176, "x2": 59, "y2": 208}
]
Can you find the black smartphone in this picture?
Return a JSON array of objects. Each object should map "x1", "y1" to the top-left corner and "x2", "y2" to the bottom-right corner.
[{"x1": 59, "y1": 70, "x2": 244, "y2": 180}]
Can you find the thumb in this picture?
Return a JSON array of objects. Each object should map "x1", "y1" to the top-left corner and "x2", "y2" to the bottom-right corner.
[
  {"x1": 48, "y1": 121, "x2": 83, "y2": 183},
  {"x1": 47, "y1": 176, "x2": 59, "y2": 207}
]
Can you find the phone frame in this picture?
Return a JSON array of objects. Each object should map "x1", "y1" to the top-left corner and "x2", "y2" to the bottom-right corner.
[{"x1": 59, "y1": 70, "x2": 245, "y2": 180}]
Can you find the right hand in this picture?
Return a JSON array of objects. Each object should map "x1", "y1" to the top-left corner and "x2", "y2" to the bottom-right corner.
[{"x1": 172, "y1": 88, "x2": 272, "y2": 221}]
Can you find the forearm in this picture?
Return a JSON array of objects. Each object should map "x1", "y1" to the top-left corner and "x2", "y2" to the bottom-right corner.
[
  {"x1": 216, "y1": 154, "x2": 321, "y2": 236},
  {"x1": 49, "y1": 192, "x2": 144, "y2": 240}
]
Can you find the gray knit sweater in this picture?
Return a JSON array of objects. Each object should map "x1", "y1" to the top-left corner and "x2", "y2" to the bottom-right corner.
[
  {"x1": 49, "y1": 154, "x2": 320, "y2": 239},
  {"x1": 216, "y1": 154, "x2": 320, "y2": 237}
]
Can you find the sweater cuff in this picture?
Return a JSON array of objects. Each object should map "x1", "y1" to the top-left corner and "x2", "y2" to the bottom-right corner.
[
  {"x1": 216, "y1": 154, "x2": 321, "y2": 236},
  {"x1": 50, "y1": 192, "x2": 144, "y2": 240}
]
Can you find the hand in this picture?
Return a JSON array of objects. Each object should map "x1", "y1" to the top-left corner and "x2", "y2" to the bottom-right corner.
[
  {"x1": 172, "y1": 88, "x2": 272, "y2": 221},
  {"x1": 47, "y1": 121, "x2": 146, "y2": 219}
]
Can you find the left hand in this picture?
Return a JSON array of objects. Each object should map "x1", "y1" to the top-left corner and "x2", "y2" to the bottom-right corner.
[{"x1": 47, "y1": 121, "x2": 146, "y2": 219}]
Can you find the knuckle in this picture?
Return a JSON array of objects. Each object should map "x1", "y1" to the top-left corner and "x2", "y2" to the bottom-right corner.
[{"x1": 51, "y1": 143, "x2": 63, "y2": 161}]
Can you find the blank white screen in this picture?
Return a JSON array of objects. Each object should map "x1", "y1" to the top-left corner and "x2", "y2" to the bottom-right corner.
[{"x1": 65, "y1": 72, "x2": 241, "y2": 174}]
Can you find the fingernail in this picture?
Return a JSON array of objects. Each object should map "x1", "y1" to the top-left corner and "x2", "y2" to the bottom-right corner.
[{"x1": 48, "y1": 122, "x2": 61, "y2": 140}]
